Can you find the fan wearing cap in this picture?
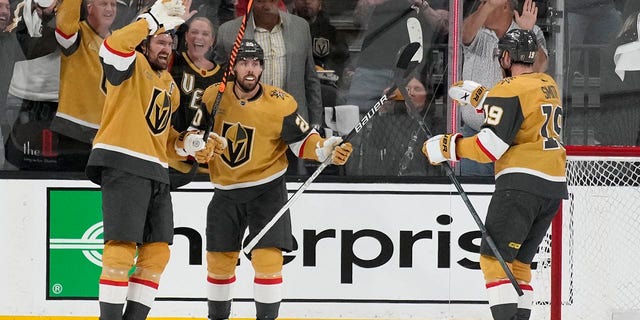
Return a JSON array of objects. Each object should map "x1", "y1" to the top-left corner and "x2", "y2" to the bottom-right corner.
[
  {"x1": 423, "y1": 29, "x2": 567, "y2": 320},
  {"x1": 83, "y1": 1, "x2": 226, "y2": 320},
  {"x1": 200, "y1": 39, "x2": 353, "y2": 320}
]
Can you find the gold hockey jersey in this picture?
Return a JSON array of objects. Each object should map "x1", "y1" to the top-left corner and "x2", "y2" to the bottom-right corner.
[
  {"x1": 52, "y1": 0, "x2": 106, "y2": 143},
  {"x1": 201, "y1": 82, "x2": 313, "y2": 190},
  {"x1": 457, "y1": 73, "x2": 567, "y2": 199},
  {"x1": 86, "y1": 20, "x2": 181, "y2": 185}
]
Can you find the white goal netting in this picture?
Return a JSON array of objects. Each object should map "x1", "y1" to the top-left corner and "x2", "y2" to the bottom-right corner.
[{"x1": 532, "y1": 147, "x2": 640, "y2": 320}]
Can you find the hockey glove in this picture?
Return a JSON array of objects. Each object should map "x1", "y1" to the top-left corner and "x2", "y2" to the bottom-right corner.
[
  {"x1": 315, "y1": 136, "x2": 354, "y2": 165},
  {"x1": 138, "y1": 0, "x2": 186, "y2": 35},
  {"x1": 195, "y1": 132, "x2": 227, "y2": 163},
  {"x1": 175, "y1": 131, "x2": 227, "y2": 163},
  {"x1": 422, "y1": 133, "x2": 462, "y2": 165},
  {"x1": 448, "y1": 80, "x2": 488, "y2": 111}
]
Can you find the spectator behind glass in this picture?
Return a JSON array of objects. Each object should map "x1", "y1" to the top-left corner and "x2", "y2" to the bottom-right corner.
[
  {"x1": 460, "y1": 0, "x2": 547, "y2": 176},
  {"x1": 168, "y1": 16, "x2": 224, "y2": 185},
  {"x1": 363, "y1": 69, "x2": 445, "y2": 176},
  {"x1": 113, "y1": 0, "x2": 195, "y2": 30},
  {"x1": 565, "y1": 0, "x2": 621, "y2": 81},
  {"x1": 0, "y1": 0, "x2": 23, "y2": 169},
  {"x1": 187, "y1": 0, "x2": 236, "y2": 30},
  {"x1": 4, "y1": 0, "x2": 62, "y2": 170},
  {"x1": 343, "y1": 0, "x2": 448, "y2": 175},
  {"x1": 292, "y1": 0, "x2": 350, "y2": 109},
  {"x1": 214, "y1": 0, "x2": 322, "y2": 175},
  {"x1": 235, "y1": 0, "x2": 286, "y2": 17},
  {"x1": 0, "y1": 0, "x2": 9, "y2": 31},
  {"x1": 597, "y1": 0, "x2": 640, "y2": 146},
  {"x1": 49, "y1": 0, "x2": 117, "y2": 172}
]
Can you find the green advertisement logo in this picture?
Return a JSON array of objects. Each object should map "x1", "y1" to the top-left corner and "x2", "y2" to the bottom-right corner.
[{"x1": 48, "y1": 188, "x2": 104, "y2": 299}]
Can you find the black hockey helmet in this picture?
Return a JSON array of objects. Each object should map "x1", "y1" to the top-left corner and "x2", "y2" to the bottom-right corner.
[
  {"x1": 237, "y1": 39, "x2": 264, "y2": 64},
  {"x1": 495, "y1": 29, "x2": 538, "y2": 64}
]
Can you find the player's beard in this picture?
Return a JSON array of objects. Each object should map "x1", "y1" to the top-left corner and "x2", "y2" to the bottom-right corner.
[
  {"x1": 148, "y1": 52, "x2": 170, "y2": 71},
  {"x1": 236, "y1": 73, "x2": 262, "y2": 93}
]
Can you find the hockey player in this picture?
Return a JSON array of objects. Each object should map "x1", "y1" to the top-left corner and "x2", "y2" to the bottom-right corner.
[
  {"x1": 52, "y1": 0, "x2": 117, "y2": 170},
  {"x1": 422, "y1": 29, "x2": 568, "y2": 320},
  {"x1": 200, "y1": 39, "x2": 353, "y2": 320},
  {"x1": 85, "y1": 1, "x2": 225, "y2": 319}
]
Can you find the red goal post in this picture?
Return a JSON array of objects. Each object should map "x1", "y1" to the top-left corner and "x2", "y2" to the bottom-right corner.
[{"x1": 533, "y1": 145, "x2": 640, "y2": 320}]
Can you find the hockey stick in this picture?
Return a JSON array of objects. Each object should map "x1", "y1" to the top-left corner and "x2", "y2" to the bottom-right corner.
[
  {"x1": 361, "y1": 5, "x2": 416, "y2": 51},
  {"x1": 242, "y1": 42, "x2": 422, "y2": 255},
  {"x1": 396, "y1": 80, "x2": 524, "y2": 297},
  {"x1": 169, "y1": 0, "x2": 255, "y2": 189}
]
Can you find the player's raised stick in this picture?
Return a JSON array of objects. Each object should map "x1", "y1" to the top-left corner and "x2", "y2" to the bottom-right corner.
[{"x1": 242, "y1": 42, "x2": 422, "y2": 255}]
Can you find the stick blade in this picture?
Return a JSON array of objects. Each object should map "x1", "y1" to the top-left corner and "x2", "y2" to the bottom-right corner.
[{"x1": 395, "y1": 42, "x2": 421, "y2": 70}]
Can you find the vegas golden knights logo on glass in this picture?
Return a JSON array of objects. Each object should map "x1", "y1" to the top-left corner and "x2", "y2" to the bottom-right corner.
[
  {"x1": 313, "y1": 37, "x2": 330, "y2": 58},
  {"x1": 221, "y1": 121, "x2": 255, "y2": 167},
  {"x1": 146, "y1": 88, "x2": 172, "y2": 134}
]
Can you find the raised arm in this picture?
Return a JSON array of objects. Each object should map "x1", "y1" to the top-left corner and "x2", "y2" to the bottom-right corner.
[
  {"x1": 54, "y1": 0, "x2": 81, "y2": 53},
  {"x1": 462, "y1": 0, "x2": 504, "y2": 45}
]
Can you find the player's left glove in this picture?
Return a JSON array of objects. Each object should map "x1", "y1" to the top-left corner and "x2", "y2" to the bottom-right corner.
[
  {"x1": 448, "y1": 80, "x2": 488, "y2": 111},
  {"x1": 138, "y1": 0, "x2": 186, "y2": 35},
  {"x1": 195, "y1": 132, "x2": 227, "y2": 163},
  {"x1": 175, "y1": 130, "x2": 227, "y2": 163},
  {"x1": 316, "y1": 136, "x2": 354, "y2": 165},
  {"x1": 422, "y1": 133, "x2": 462, "y2": 165}
]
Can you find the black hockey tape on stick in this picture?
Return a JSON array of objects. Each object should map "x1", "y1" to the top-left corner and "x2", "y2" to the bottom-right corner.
[
  {"x1": 396, "y1": 79, "x2": 525, "y2": 297},
  {"x1": 242, "y1": 42, "x2": 422, "y2": 255},
  {"x1": 169, "y1": 0, "x2": 255, "y2": 190}
]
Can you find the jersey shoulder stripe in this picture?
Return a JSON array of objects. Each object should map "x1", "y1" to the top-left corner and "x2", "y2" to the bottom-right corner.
[
  {"x1": 99, "y1": 20, "x2": 148, "y2": 71},
  {"x1": 100, "y1": 40, "x2": 136, "y2": 72}
]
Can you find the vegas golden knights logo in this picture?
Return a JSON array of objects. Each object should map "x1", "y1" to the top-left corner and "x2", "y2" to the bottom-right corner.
[
  {"x1": 146, "y1": 88, "x2": 172, "y2": 134},
  {"x1": 221, "y1": 122, "x2": 254, "y2": 167},
  {"x1": 313, "y1": 37, "x2": 330, "y2": 58}
]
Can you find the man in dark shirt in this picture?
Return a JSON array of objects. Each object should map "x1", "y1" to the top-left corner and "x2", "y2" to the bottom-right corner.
[{"x1": 292, "y1": 0, "x2": 350, "y2": 108}]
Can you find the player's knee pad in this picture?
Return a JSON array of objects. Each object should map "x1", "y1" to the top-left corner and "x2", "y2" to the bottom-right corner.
[
  {"x1": 251, "y1": 247, "x2": 283, "y2": 277},
  {"x1": 480, "y1": 254, "x2": 511, "y2": 282},
  {"x1": 512, "y1": 259, "x2": 532, "y2": 283},
  {"x1": 101, "y1": 240, "x2": 137, "y2": 281},
  {"x1": 207, "y1": 251, "x2": 240, "y2": 277},
  {"x1": 133, "y1": 242, "x2": 170, "y2": 282}
]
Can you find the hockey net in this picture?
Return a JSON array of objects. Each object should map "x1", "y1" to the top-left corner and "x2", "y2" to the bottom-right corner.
[{"x1": 532, "y1": 145, "x2": 640, "y2": 320}]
